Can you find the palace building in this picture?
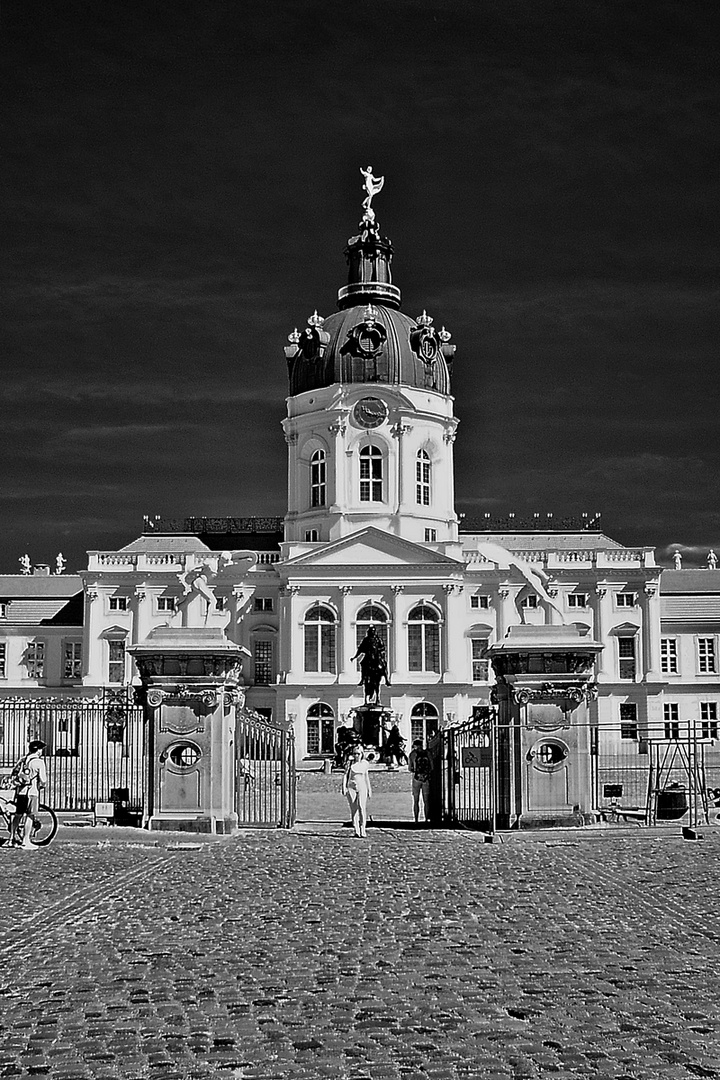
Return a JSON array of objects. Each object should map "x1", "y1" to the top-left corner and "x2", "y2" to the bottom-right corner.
[{"x1": 1, "y1": 185, "x2": 719, "y2": 821}]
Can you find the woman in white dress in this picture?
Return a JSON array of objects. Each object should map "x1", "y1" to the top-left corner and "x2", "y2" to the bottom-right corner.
[{"x1": 342, "y1": 745, "x2": 373, "y2": 837}]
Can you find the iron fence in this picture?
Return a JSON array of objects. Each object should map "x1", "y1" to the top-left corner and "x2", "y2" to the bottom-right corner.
[
  {"x1": 235, "y1": 709, "x2": 296, "y2": 827},
  {"x1": 0, "y1": 691, "x2": 145, "y2": 813}
]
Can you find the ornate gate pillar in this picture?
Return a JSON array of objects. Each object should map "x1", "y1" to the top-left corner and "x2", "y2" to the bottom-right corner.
[
  {"x1": 129, "y1": 627, "x2": 249, "y2": 834},
  {"x1": 487, "y1": 625, "x2": 603, "y2": 828}
]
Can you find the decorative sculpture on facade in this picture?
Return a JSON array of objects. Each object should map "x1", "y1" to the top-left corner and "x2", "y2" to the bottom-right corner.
[
  {"x1": 673, "y1": 550, "x2": 683, "y2": 570},
  {"x1": 709, "y1": 550, "x2": 718, "y2": 570},
  {"x1": 474, "y1": 540, "x2": 566, "y2": 623},
  {"x1": 360, "y1": 166, "x2": 384, "y2": 224},
  {"x1": 351, "y1": 625, "x2": 391, "y2": 705},
  {"x1": 55, "y1": 553, "x2": 66, "y2": 575},
  {"x1": 19, "y1": 554, "x2": 31, "y2": 575}
]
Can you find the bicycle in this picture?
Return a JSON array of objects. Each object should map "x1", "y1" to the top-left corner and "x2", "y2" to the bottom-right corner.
[{"x1": 0, "y1": 781, "x2": 58, "y2": 847}]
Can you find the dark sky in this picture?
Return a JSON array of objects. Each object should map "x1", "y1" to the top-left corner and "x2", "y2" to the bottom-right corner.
[{"x1": 2, "y1": 0, "x2": 719, "y2": 573}]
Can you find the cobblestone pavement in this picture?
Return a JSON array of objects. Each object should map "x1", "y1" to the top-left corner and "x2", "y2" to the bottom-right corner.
[{"x1": 2, "y1": 825, "x2": 720, "y2": 1080}]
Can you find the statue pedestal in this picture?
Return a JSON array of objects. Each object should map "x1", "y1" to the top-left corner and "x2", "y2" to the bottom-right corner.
[
  {"x1": 129, "y1": 627, "x2": 248, "y2": 834},
  {"x1": 487, "y1": 625, "x2": 603, "y2": 829},
  {"x1": 351, "y1": 703, "x2": 394, "y2": 762}
]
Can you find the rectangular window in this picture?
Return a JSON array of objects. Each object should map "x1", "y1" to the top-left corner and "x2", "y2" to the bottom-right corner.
[
  {"x1": 416, "y1": 456, "x2": 431, "y2": 505},
  {"x1": 214, "y1": 596, "x2": 226, "y2": 611},
  {"x1": 470, "y1": 595, "x2": 490, "y2": 610},
  {"x1": 408, "y1": 625, "x2": 440, "y2": 673},
  {"x1": 64, "y1": 642, "x2": 82, "y2": 680},
  {"x1": 520, "y1": 595, "x2": 538, "y2": 609},
  {"x1": 0, "y1": 642, "x2": 5, "y2": 679},
  {"x1": 304, "y1": 625, "x2": 336, "y2": 673},
  {"x1": 660, "y1": 638, "x2": 678, "y2": 674},
  {"x1": 254, "y1": 598, "x2": 273, "y2": 613},
  {"x1": 664, "y1": 703, "x2": 680, "y2": 740},
  {"x1": 616, "y1": 593, "x2": 637, "y2": 608},
  {"x1": 619, "y1": 702, "x2": 638, "y2": 739},
  {"x1": 618, "y1": 637, "x2": 636, "y2": 680},
  {"x1": 254, "y1": 641, "x2": 273, "y2": 685},
  {"x1": 26, "y1": 641, "x2": 45, "y2": 678},
  {"x1": 359, "y1": 450, "x2": 383, "y2": 502},
  {"x1": 567, "y1": 594, "x2": 588, "y2": 609},
  {"x1": 701, "y1": 702, "x2": 718, "y2": 740},
  {"x1": 424, "y1": 528, "x2": 437, "y2": 542},
  {"x1": 108, "y1": 640, "x2": 125, "y2": 684},
  {"x1": 109, "y1": 596, "x2": 129, "y2": 612},
  {"x1": 698, "y1": 638, "x2": 717, "y2": 674},
  {"x1": 0, "y1": 602, "x2": 7, "y2": 619},
  {"x1": 304, "y1": 530, "x2": 319, "y2": 542},
  {"x1": 472, "y1": 639, "x2": 489, "y2": 682},
  {"x1": 157, "y1": 597, "x2": 176, "y2": 612}
]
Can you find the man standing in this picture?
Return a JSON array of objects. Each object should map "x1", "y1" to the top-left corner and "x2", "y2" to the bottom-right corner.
[
  {"x1": 11, "y1": 740, "x2": 47, "y2": 851},
  {"x1": 408, "y1": 739, "x2": 433, "y2": 825}
]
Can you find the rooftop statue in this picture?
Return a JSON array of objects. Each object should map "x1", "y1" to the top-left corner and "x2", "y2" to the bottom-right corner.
[{"x1": 360, "y1": 165, "x2": 384, "y2": 224}]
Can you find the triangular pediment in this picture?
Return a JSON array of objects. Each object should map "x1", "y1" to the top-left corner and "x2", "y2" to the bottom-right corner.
[{"x1": 283, "y1": 528, "x2": 463, "y2": 569}]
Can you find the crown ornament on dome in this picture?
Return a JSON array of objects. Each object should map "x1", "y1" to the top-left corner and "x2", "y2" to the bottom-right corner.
[
  {"x1": 307, "y1": 310, "x2": 325, "y2": 328},
  {"x1": 416, "y1": 310, "x2": 433, "y2": 327}
]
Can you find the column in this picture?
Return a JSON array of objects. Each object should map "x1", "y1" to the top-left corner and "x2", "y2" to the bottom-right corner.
[
  {"x1": 495, "y1": 583, "x2": 520, "y2": 640},
  {"x1": 592, "y1": 583, "x2": 611, "y2": 678},
  {"x1": 338, "y1": 585, "x2": 352, "y2": 681},
  {"x1": 641, "y1": 580, "x2": 663, "y2": 682},
  {"x1": 391, "y1": 585, "x2": 405, "y2": 678},
  {"x1": 442, "y1": 583, "x2": 464, "y2": 682}
]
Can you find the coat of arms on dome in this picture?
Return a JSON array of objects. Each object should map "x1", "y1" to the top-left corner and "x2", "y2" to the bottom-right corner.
[
  {"x1": 410, "y1": 311, "x2": 456, "y2": 379},
  {"x1": 284, "y1": 311, "x2": 330, "y2": 364},
  {"x1": 341, "y1": 304, "x2": 388, "y2": 360}
]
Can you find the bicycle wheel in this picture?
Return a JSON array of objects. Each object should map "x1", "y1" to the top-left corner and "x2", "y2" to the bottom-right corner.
[{"x1": 31, "y1": 805, "x2": 58, "y2": 846}]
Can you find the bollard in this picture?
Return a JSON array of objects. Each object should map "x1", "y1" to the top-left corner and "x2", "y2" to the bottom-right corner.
[{"x1": 323, "y1": 757, "x2": 332, "y2": 776}]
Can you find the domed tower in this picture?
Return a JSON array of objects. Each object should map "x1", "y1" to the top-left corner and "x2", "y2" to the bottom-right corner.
[{"x1": 282, "y1": 170, "x2": 459, "y2": 545}]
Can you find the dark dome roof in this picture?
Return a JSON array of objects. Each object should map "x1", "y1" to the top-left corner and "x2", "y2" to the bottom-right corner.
[{"x1": 285, "y1": 217, "x2": 455, "y2": 397}]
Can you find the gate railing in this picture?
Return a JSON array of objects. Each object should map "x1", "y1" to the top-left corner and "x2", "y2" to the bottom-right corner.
[
  {"x1": 0, "y1": 690, "x2": 146, "y2": 813},
  {"x1": 235, "y1": 709, "x2": 296, "y2": 828}
]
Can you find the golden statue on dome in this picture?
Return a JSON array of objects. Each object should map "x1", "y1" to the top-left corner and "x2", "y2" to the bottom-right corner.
[{"x1": 360, "y1": 165, "x2": 384, "y2": 223}]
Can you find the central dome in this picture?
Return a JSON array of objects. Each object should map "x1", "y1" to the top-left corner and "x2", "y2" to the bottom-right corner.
[{"x1": 285, "y1": 217, "x2": 455, "y2": 397}]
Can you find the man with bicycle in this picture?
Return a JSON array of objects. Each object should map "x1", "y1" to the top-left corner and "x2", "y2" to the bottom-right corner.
[{"x1": 11, "y1": 740, "x2": 47, "y2": 851}]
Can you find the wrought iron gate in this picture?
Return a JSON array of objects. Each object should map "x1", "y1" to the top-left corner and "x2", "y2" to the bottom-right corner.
[
  {"x1": 431, "y1": 712, "x2": 493, "y2": 829},
  {"x1": 0, "y1": 691, "x2": 146, "y2": 813},
  {"x1": 235, "y1": 709, "x2": 296, "y2": 827}
]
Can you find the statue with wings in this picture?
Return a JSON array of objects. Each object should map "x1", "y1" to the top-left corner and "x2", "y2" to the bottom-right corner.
[{"x1": 360, "y1": 166, "x2": 384, "y2": 222}]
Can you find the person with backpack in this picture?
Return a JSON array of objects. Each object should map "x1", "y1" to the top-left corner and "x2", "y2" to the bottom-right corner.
[
  {"x1": 408, "y1": 739, "x2": 432, "y2": 824},
  {"x1": 10, "y1": 740, "x2": 47, "y2": 851}
]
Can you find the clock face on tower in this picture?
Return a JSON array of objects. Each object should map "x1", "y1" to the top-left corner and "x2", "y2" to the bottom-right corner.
[{"x1": 352, "y1": 397, "x2": 388, "y2": 429}]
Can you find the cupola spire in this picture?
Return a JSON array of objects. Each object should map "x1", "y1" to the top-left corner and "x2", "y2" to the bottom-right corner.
[{"x1": 337, "y1": 167, "x2": 401, "y2": 310}]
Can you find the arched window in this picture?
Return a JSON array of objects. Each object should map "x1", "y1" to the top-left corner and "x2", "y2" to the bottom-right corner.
[
  {"x1": 304, "y1": 604, "x2": 337, "y2": 673},
  {"x1": 411, "y1": 702, "x2": 439, "y2": 746},
  {"x1": 355, "y1": 603, "x2": 389, "y2": 655},
  {"x1": 416, "y1": 450, "x2": 431, "y2": 506},
  {"x1": 359, "y1": 445, "x2": 383, "y2": 502},
  {"x1": 310, "y1": 449, "x2": 326, "y2": 508},
  {"x1": 307, "y1": 702, "x2": 335, "y2": 755},
  {"x1": 408, "y1": 603, "x2": 440, "y2": 673}
]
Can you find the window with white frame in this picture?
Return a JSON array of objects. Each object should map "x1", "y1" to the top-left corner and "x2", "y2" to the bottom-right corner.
[
  {"x1": 664, "y1": 702, "x2": 680, "y2": 740},
  {"x1": 310, "y1": 449, "x2": 327, "y2": 508},
  {"x1": 424, "y1": 528, "x2": 437, "y2": 542},
  {"x1": 305, "y1": 529, "x2": 319, "y2": 542},
  {"x1": 416, "y1": 450, "x2": 431, "y2": 505},
  {"x1": 620, "y1": 702, "x2": 638, "y2": 739},
  {"x1": 157, "y1": 596, "x2": 176, "y2": 613},
  {"x1": 306, "y1": 702, "x2": 335, "y2": 755},
  {"x1": 304, "y1": 604, "x2": 337, "y2": 673},
  {"x1": 698, "y1": 637, "x2": 717, "y2": 674},
  {"x1": 701, "y1": 702, "x2": 718, "y2": 740},
  {"x1": 618, "y1": 636, "x2": 637, "y2": 680},
  {"x1": 254, "y1": 597, "x2": 273, "y2": 613},
  {"x1": 616, "y1": 593, "x2": 637, "y2": 608},
  {"x1": 254, "y1": 640, "x2": 274, "y2": 685},
  {"x1": 471, "y1": 639, "x2": 489, "y2": 682},
  {"x1": 64, "y1": 642, "x2": 82, "y2": 680},
  {"x1": 355, "y1": 603, "x2": 389, "y2": 656},
  {"x1": 0, "y1": 642, "x2": 6, "y2": 679},
  {"x1": 408, "y1": 603, "x2": 440, "y2": 673},
  {"x1": 107, "y1": 639, "x2": 126, "y2": 684},
  {"x1": 359, "y1": 445, "x2": 383, "y2": 502},
  {"x1": 214, "y1": 595, "x2": 226, "y2": 611},
  {"x1": 26, "y1": 641, "x2": 45, "y2": 678},
  {"x1": 0, "y1": 602, "x2": 7, "y2": 619},
  {"x1": 661, "y1": 638, "x2": 678, "y2": 674},
  {"x1": 520, "y1": 594, "x2": 538, "y2": 610},
  {"x1": 411, "y1": 702, "x2": 439, "y2": 746},
  {"x1": 109, "y1": 596, "x2": 129, "y2": 612},
  {"x1": 470, "y1": 595, "x2": 490, "y2": 610},
  {"x1": 567, "y1": 594, "x2": 588, "y2": 609}
]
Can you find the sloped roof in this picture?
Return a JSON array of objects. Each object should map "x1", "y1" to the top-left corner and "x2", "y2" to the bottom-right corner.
[
  {"x1": 119, "y1": 536, "x2": 211, "y2": 553},
  {"x1": 0, "y1": 575, "x2": 83, "y2": 597},
  {"x1": 460, "y1": 532, "x2": 625, "y2": 551},
  {"x1": 660, "y1": 570, "x2": 720, "y2": 594}
]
